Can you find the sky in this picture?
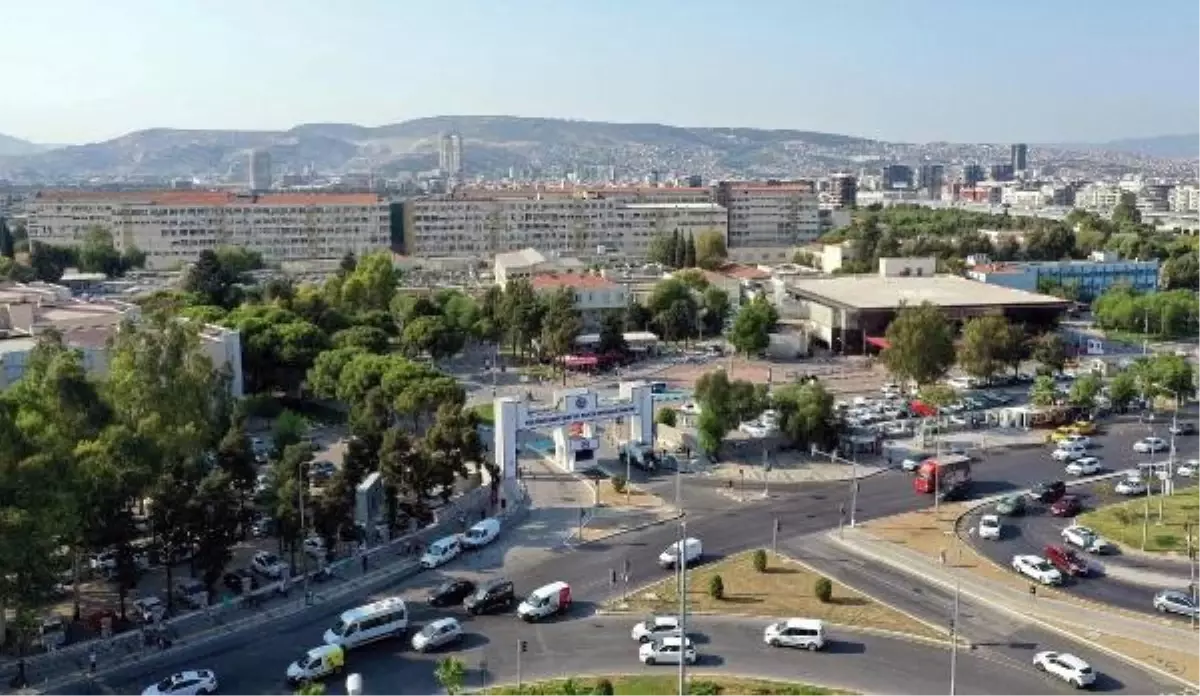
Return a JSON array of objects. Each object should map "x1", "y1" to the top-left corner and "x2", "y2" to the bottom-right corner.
[{"x1": 2, "y1": 0, "x2": 1197, "y2": 145}]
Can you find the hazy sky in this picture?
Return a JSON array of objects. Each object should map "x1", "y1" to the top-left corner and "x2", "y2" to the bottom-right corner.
[{"x1": 3, "y1": 0, "x2": 1197, "y2": 145}]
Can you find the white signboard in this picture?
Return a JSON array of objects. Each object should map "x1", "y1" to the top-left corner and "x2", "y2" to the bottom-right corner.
[{"x1": 521, "y1": 403, "x2": 637, "y2": 429}]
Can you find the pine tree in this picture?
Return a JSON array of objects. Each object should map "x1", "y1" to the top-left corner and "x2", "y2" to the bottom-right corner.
[
  {"x1": 672, "y1": 229, "x2": 686, "y2": 268},
  {"x1": 0, "y1": 217, "x2": 13, "y2": 259},
  {"x1": 669, "y1": 229, "x2": 682, "y2": 268},
  {"x1": 684, "y1": 234, "x2": 697, "y2": 268}
]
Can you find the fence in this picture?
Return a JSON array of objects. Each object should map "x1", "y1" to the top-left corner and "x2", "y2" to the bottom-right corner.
[{"x1": 3, "y1": 480, "x2": 529, "y2": 693}]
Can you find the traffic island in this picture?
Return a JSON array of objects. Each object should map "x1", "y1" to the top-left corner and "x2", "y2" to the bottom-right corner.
[
  {"x1": 1076, "y1": 485, "x2": 1199, "y2": 555},
  {"x1": 601, "y1": 550, "x2": 947, "y2": 642},
  {"x1": 480, "y1": 674, "x2": 853, "y2": 695},
  {"x1": 570, "y1": 471, "x2": 679, "y2": 545},
  {"x1": 845, "y1": 508, "x2": 1200, "y2": 688}
]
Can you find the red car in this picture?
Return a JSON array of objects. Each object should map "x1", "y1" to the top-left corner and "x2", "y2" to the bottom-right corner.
[
  {"x1": 1044, "y1": 545, "x2": 1089, "y2": 576},
  {"x1": 1050, "y1": 494, "x2": 1082, "y2": 517}
]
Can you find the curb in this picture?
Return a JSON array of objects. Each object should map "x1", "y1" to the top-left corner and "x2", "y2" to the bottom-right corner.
[
  {"x1": 471, "y1": 671, "x2": 858, "y2": 696},
  {"x1": 827, "y1": 531, "x2": 1200, "y2": 691},
  {"x1": 566, "y1": 510, "x2": 685, "y2": 547}
]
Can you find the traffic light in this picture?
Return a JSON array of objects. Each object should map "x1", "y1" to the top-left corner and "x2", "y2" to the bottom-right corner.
[
  {"x1": 520, "y1": 640, "x2": 528, "y2": 653},
  {"x1": 610, "y1": 568, "x2": 617, "y2": 585}
]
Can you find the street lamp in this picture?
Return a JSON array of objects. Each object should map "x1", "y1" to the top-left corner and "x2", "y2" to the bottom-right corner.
[
  {"x1": 298, "y1": 458, "x2": 310, "y2": 603},
  {"x1": 677, "y1": 519, "x2": 689, "y2": 696}
]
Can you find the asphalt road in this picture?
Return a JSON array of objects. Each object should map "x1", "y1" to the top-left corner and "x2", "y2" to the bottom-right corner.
[
  {"x1": 65, "y1": 612, "x2": 1097, "y2": 696},
  {"x1": 53, "y1": 417, "x2": 1189, "y2": 695}
]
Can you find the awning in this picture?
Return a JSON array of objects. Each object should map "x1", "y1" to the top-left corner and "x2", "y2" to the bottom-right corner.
[
  {"x1": 562, "y1": 355, "x2": 599, "y2": 367},
  {"x1": 865, "y1": 336, "x2": 891, "y2": 349}
]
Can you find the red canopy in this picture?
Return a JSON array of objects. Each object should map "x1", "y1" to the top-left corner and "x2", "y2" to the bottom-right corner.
[{"x1": 865, "y1": 336, "x2": 891, "y2": 350}]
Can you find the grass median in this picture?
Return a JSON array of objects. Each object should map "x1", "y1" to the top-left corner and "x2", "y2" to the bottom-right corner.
[
  {"x1": 1077, "y1": 485, "x2": 1198, "y2": 554},
  {"x1": 482, "y1": 675, "x2": 853, "y2": 695},
  {"x1": 605, "y1": 550, "x2": 945, "y2": 641}
]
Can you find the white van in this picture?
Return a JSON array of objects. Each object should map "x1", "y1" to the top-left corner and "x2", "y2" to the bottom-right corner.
[
  {"x1": 286, "y1": 644, "x2": 345, "y2": 684},
  {"x1": 462, "y1": 518, "x2": 501, "y2": 549},
  {"x1": 763, "y1": 618, "x2": 826, "y2": 650},
  {"x1": 420, "y1": 535, "x2": 463, "y2": 569},
  {"x1": 658, "y1": 538, "x2": 702, "y2": 569},
  {"x1": 517, "y1": 581, "x2": 571, "y2": 621},
  {"x1": 323, "y1": 597, "x2": 408, "y2": 649}
]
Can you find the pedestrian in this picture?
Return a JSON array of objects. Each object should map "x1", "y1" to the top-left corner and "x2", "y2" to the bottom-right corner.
[
  {"x1": 361, "y1": 553, "x2": 368, "y2": 575},
  {"x1": 88, "y1": 649, "x2": 97, "y2": 674}
]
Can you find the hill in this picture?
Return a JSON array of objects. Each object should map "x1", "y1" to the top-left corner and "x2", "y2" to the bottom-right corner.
[
  {"x1": 0, "y1": 116, "x2": 1190, "y2": 180},
  {"x1": 0, "y1": 133, "x2": 54, "y2": 157}
]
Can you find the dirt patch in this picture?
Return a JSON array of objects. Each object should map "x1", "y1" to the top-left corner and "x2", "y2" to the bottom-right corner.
[
  {"x1": 598, "y1": 478, "x2": 666, "y2": 510},
  {"x1": 605, "y1": 550, "x2": 945, "y2": 641}
]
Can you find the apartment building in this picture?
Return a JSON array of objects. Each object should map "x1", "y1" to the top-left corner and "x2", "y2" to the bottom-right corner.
[
  {"x1": 400, "y1": 187, "x2": 724, "y2": 259},
  {"x1": 714, "y1": 181, "x2": 820, "y2": 249},
  {"x1": 1073, "y1": 183, "x2": 1123, "y2": 211},
  {"x1": 25, "y1": 191, "x2": 393, "y2": 269},
  {"x1": 0, "y1": 281, "x2": 243, "y2": 394},
  {"x1": 966, "y1": 251, "x2": 1159, "y2": 301},
  {"x1": 1169, "y1": 185, "x2": 1200, "y2": 213}
]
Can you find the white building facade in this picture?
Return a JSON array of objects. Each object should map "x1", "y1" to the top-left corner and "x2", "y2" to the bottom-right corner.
[{"x1": 25, "y1": 191, "x2": 393, "y2": 270}]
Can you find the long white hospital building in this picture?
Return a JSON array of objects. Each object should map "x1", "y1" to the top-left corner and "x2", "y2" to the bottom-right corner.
[{"x1": 26, "y1": 191, "x2": 393, "y2": 270}]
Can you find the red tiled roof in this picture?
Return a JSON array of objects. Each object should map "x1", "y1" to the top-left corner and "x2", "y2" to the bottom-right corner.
[
  {"x1": 34, "y1": 190, "x2": 382, "y2": 206},
  {"x1": 530, "y1": 273, "x2": 619, "y2": 291},
  {"x1": 715, "y1": 263, "x2": 771, "y2": 280}
]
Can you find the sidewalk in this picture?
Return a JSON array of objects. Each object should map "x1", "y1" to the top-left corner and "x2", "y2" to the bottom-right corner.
[
  {"x1": 3, "y1": 482, "x2": 524, "y2": 693},
  {"x1": 830, "y1": 526, "x2": 1200, "y2": 688}
]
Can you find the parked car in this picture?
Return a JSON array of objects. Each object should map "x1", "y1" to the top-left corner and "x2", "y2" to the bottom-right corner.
[
  {"x1": 1050, "y1": 495, "x2": 1083, "y2": 517},
  {"x1": 132, "y1": 597, "x2": 166, "y2": 624},
  {"x1": 428, "y1": 579, "x2": 476, "y2": 608},
  {"x1": 631, "y1": 615, "x2": 681, "y2": 643},
  {"x1": 1133, "y1": 437, "x2": 1168, "y2": 453},
  {"x1": 1061, "y1": 525, "x2": 1115, "y2": 554},
  {"x1": 410, "y1": 617, "x2": 463, "y2": 652},
  {"x1": 1153, "y1": 590, "x2": 1199, "y2": 618},
  {"x1": 252, "y1": 551, "x2": 286, "y2": 579},
  {"x1": 1044, "y1": 545, "x2": 1089, "y2": 576},
  {"x1": 1030, "y1": 481, "x2": 1067, "y2": 503},
  {"x1": 1032, "y1": 651, "x2": 1096, "y2": 689},
  {"x1": 222, "y1": 569, "x2": 259, "y2": 595},
  {"x1": 303, "y1": 537, "x2": 327, "y2": 560},
  {"x1": 995, "y1": 494, "x2": 1027, "y2": 516},
  {"x1": 1065, "y1": 457, "x2": 1101, "y2": 476},
  {"x1": 968, "y1": 513, "x2": 1000, "y2": 541},
  {"x1": 1012, "y1": 555, "x2": 1063, "y2": 585},
  {"x1": 173, "y1": 579, "x2": 208, "y2": 610},
  {"x1": 1115, "y1": 477, "x2": 1147, "y2": 496}
]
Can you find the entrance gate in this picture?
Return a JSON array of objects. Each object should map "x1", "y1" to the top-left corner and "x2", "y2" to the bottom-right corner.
[{"x1": 493, "y1": 382, "x2": 655, "y2": 478}]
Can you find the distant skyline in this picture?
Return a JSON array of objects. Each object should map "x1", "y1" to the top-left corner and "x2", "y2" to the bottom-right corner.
[{"x1": 3, "y1": 0, "x2": 1197, "y2": 145}]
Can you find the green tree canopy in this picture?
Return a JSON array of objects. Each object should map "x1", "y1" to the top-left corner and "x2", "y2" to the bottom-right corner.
[
  {"x1": 881, "y1": 302, "x2": 955, "y2": 386},
  {"x1": 727, "y1": 295, "x2": 777, "y2": 357}
]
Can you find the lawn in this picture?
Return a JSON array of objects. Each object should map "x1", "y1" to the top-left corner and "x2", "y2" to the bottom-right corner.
[
  {"x1": 605, "y1": 550, "x2": 944, "y2": 641},
  {"x1": 482, "y1": 675, "x2": 852, "y2": 695},
  {"x1": 471, "y1": 402, "x2": 495, "y2": 425},
  {"x1": 1077, "y1": 486, "x2": 1199, "y2": 554}
]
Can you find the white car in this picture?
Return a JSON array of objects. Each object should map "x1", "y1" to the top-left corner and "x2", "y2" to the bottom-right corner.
[
  {"x1": 901, "y1": 458, "x2": 921, "y2": 473},
  {"x1": 630, "y1": 615, "x2": 681, "y2": 643},
  {"x1": 1177, "y1": 460, "x2": 1199, "y2": 478},
  {"x1": 1115, "y1": 477, "x2": 1147, "y2": 496},
  {"x1": 1032, "y1": 651, "x2": 1096, "y2": 689},
  {"x1": 1065, "y1": 457, "x2": 1101, "y2": 476},
  {"x1": 763, "y1": 618, "x2": 825, "y2": 650},
  {"x1": 411, "y1": 617, "x2": 463, "y2": 652},
  {"x1": 1153, "y1": 590, "x2": 1199, "y2": 618},
  {"x1": 142, "y1": 670, "x2": 218, "y2": 696},
  {"x1": 251, "y1": 551, "x2": 285, "y2": 579},
  {"x1": 977, "y1": 515, "x2": 1002, "y2": 540},
  {"x1": 1051, "y1": 447, "x2": 1084, "y2": 462},
  {"x1": 1133, "y1": 437, "x2": 1168, "y2": 453},
  {"x1": 638, "y1": 635, "x2": 697, "y2": 665},
  {"x1": 1061, "y1": 525, "x2": 1114, "y2": 554},
  {"x1": 1060, "y1": 434, "x2": 1092, "y2": 449},
  {"x1": 1012, "y1": 555, "x2": 1063, "y2": 585},
  {"x1": 303, "y1": 537, "x2": 326, "y2": 559}
]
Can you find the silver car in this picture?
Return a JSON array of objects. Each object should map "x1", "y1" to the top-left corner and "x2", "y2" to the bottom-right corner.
[
  {"x1": 411, "y1": 617, "x2": 463, "y2": 652},
  {"x1": 1153, "y1": 590, "x2": 1199, "y2": 617}
]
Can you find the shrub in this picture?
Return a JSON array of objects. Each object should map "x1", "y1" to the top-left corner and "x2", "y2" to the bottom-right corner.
[
  {"x1": 708, "y1": 573, "x2": 725, "y2": 600},
  {"x1": 814, "y1": 576, "x2": 833, "y2": 603},
  {"x1": 752, "y1": 549, "x2": 768, "y2": 573},
  {"x1": 611, "y1": 475, "x2": 627, "y2": 494},
  {"x1": 656, "y1": 407, "x2": 678, "y2": 427},
  {"x1": 688, "y1": 681, "x2": 722, "y2": 695},
  {"x1": 593, "y1": 678, "x2": 615, "y2": 696}
]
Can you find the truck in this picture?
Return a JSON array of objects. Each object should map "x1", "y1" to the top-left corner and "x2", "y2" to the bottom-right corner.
[
  {"x1": 913, "y1": 454, "x2": 972, "y2": 496},
  {"x1": 618, "y1": 441, "x2": 659, "y2": 472}
]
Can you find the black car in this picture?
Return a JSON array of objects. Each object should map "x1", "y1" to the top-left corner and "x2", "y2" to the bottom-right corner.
[
  {"x1": 428, "y1": 579, "x2": 476, "y2": 607},
  {"x1": 464, "y1": 578, "x2": 515, "y2": 615},
  {"x1": 223, "y1": 568, "x2": 259, "y2": 595},
  {"x1": 1030, "y1": 480, "x2": 1067, "y2": 503}
]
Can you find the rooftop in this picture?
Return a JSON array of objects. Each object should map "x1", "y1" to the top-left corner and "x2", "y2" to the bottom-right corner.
[
  {"x1": 493, "y1": 248, "x2": 547, "y2": 269},
  {"x1": 619, "y1": 202, "x2": 726, "y2": 211},
  {"x1": 786, "y1": 274, "x2": 1069, "y2": 311},
  {"x1": 530, "y1": 273, "x2": 619, "y2": 291},
  {"x1": 33, "y1": 190, "x2": 384, "y2": 207},
  {"x1": 714, "y1": 263, "x2": 772, "y2": 281}
]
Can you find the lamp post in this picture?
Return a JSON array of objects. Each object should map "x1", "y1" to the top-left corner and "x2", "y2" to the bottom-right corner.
[
  {"x1": 677, "y1": 520, "x2": 689, "y2": 696},
  {"x1": 298, "y1": 458, "x2": 309, "y2": 602},
  {"x1": 849, "y1": 449, "x2": 859, "y2": 528}
]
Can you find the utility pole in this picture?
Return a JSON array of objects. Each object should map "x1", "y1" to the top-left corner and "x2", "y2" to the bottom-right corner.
[
  {"x1": 516, "y1": 639, "x2": 525, "y2": 693},
  {"x1": 772, "y1": 518, "x2": 780, "y2": 554},
  {"x1": 677, "y1": 519, "x2": 688, "y2": 696},
  {"x1": 674, "y1": 458, "x2": 682, "y2": 513},
  {"x1": 298, "y1": 458, "x2": 309, "y2": 603},
  {"x1": 849, "y1": 449, "x2": 859, "y2": 528},
  {"x1": 762, "y1": 443, "x2": 770, "y2": 498}
]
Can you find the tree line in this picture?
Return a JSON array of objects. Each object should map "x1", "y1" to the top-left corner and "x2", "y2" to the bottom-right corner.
[
  {"x1": 0, "y1": 220, "x2": 150, "y2": 283},
  {"x1": 647, "y1": 228, "x2": 728, "y2": 271}
]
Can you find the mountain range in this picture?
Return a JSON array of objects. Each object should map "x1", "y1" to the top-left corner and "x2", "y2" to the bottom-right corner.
[{"x1": 0, "y1": 116, "x2": 1194, "y2": 181}]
